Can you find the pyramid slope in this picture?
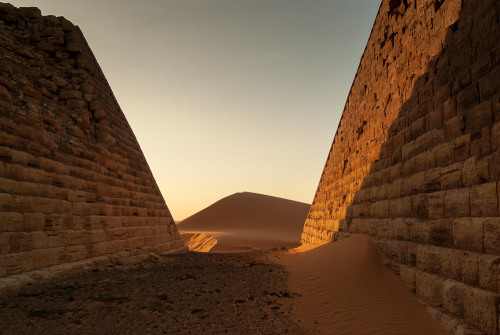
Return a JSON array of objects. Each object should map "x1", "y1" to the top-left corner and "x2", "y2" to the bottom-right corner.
[
  {"x1": 302, "y1": 0, "x2": 499, "y2": 334},
  {"x1": 0, "y1": 3, "x2": 185, "y2": 280}
]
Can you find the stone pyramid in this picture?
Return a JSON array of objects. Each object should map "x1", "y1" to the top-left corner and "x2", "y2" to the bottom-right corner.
[
  {"x1": 0, "y1": 3, "x2": 186, "y2": 283},
  {"x1": 301, "y1": 0, "x2": 499, "y2": 334}
]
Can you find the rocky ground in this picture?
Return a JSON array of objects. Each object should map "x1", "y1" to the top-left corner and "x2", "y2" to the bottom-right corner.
[{"x1": 0, "y1": 251, "x2": 306, "y2": 335}]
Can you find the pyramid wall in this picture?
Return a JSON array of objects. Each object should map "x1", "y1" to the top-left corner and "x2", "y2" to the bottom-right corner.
[
  {"x1": 0, "y1": 3, "x2": 186, "y2": 283},
  {"x1": 302, "y1": 0, "x2": 499, "y2": 334}
]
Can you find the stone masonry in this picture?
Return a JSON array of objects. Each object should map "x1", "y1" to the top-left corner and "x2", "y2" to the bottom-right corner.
[
  {"x1": 0, "y1": 3, "x2": 186, "y2": 286},
  {"x1": 302, "y1": 0, "x2": 499, "y2": 334}
]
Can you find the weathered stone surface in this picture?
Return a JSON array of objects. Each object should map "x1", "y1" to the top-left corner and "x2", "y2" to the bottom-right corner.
[
  {"x1": 463, "y1": 287, "x2": 499, "y2": 335},
  {"x1": 470, "y1": 183, "x2": 498, "y2": 217},
  {"x1": 416, "y1": 271, "x2": 444, "y2": 307},
  {"x1": 399, "y1": 264, "x2": 416, "y2": 292},
  {"x1": 301, "y1": 0, "x2": 500, "y2": 334},
  {"x1": 442, "y1": 279, "x2": 466, "y2": 316},
  {"x1": 0, "y1": 4, "x2": 185, "y2": 280},
  {"x1": 453, "y1": 218, "x2": 484, "y2": 252},
  {"x1": 483, "y1": 217, "x2": 500, "y2": 255},
  {"x1": 478, "y1": 254, "x2": 500, "y2": 292}
]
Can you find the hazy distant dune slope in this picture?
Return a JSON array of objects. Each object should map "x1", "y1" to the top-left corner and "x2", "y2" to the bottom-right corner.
[{"x1": 177, "y1": 192, "x2": 310, "y2": 252}]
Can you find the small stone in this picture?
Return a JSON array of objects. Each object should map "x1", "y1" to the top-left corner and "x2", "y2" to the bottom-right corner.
[{"x1": 0, "y1": 85, "x2": 11, "y2": 101}]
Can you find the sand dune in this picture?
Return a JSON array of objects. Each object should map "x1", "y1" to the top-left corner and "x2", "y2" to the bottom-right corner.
[
  {"x1": 177, "y1": 192, "x2": 310, "y2": 252},
  {"x1": 279, "y1": 234, "x2": 449, "y2": 335}
]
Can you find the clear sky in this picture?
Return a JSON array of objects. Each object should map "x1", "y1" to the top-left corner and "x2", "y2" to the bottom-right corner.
[{"x1": 9, "y1": 0, "x2": 380, "y2": 220}]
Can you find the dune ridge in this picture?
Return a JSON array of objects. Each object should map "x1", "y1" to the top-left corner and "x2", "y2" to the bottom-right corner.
[{"x1": 279, "y1": 235, "x2": 449, "y2": 335}]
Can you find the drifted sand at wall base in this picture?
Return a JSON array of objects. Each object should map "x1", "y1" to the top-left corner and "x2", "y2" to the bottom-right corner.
[{"x1": 279, "y1": 235, "x2": 450, "y2": 335}]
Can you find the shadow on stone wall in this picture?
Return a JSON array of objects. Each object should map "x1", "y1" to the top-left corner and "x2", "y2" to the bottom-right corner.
[{"x1": 340, "y1": 1, "x2": 499, "y2": 334}]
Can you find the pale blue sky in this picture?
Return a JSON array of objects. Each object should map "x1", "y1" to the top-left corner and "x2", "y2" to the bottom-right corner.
[{"x1": 9, "y1": 0, "x2": 380, "y2": 220}]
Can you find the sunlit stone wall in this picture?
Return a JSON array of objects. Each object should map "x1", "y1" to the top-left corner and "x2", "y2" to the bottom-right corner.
[
  {"x1": 0, "y1": 3, "x2": 186, "y2": 283},
  {"x1": 302, "y1": 0, "x2": 499, "y2": 334}
]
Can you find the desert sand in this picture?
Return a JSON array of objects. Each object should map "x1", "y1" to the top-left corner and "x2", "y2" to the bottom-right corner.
[
  {"x1": 279, "y1": 234, "x2": 450, "y2": 335},
  {"x1": 177, "y1": 192, "x2": 310, "y2": 252},
  {"x1": 0, "y1": 252, "x2": 305, "y2": 334},
  {"x1": 1, "y1": 190, "x2": 450, "y2": 334},
  {"x1": 177, "y1": 191, "x2": 449, "y2": 334}
]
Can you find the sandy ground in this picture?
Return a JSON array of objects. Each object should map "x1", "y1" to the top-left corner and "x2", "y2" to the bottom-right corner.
[
  {"x1": 0, "y1": 237, "x2": 450, "y2": 335},
  {"x1": 176, "y1": 191, "x2": 449, "y2": 334},
  {"x1": 1, "y1": 191, "x2": 449, "y2": 334},
  {"x1": 177, "y1": 192, "x2": 309, "y2": 252},
  {"x1": 0, "y1": 252, "x2": 305, "y2": 335},
  {"x1": 278, "y1": 235, "x2": 450, "y2": 335}
]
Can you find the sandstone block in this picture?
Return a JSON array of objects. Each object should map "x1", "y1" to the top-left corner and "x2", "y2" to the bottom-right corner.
[
  {"x1": 66, "y1": 98, "x2": 85, "y2": 109},
  {"x1": 376, "y1": 219, "x2": 391, "y2": 239},
  {"x1": 0, "y1": 212, "x2": 23, "y2": 232},
  {"x1": 408, "y1": 219, "x2": 430, "y2": 243},
  {"x1": 11, "y1": 150, "x2": 36, "y2": 167},
  {"x1": 455, "y1": 323, "x2": 484, "y2": 335},
  {"x1": 391, "y1": 196, "x2": 412, "y2": 217},
  {"x1": 441, "y1": 169, "x2": 462, "y2": 190},
  {"x1": 37, "y1": 41, "x2": 56, "y2": 52},
  {"x1": 478, "y1": 254, "x2": 500, "y2": 293},
  {"x1": 429, "y1": 191, "x2": 445, "y2": 219},
  {"x1": 462, "y1": 156, "x2": 481, "y2": 187},
  {"x1": 470, "y1": 127, "x2": 492, "y2": 157},
  {"x1": 415, "y1": 271, "x2": 444, "y2": 307},
  {"x1": 0, "y1": 100, "x2": 15, "y2": 116},
  {"x1": 440, "y1": 248, "x2": 463, "y2": 281},
  {"x1": 478, "y1": 65, "x2": 499, "y2": 101},
  {"x1": 349, "y1": 219, "x2": 377, "y2": 235},
  {"x1": 492, "y1": 122, "x2": 500, "y2": 151},
  {"x1": 399, "y1": 265, "x2": 417, "y2": 292},
  {"x1": 443, "y1": 97, "x2": 457, "y2": 122},
  {"x1": 0, "y1": 232, "x2": 9, "y2": 254},
  {"x1": 433, "y1": 142, "x2": 454, "y2": 167},
  {"x1": 445, "y1": 117, "x2": 465, "y2": 141},
  {"x1": 0, "y1": 85, "x2": 11, "y2": 101},
  {"x1": 0, "y1": 255, "x2": 6, "y2": 277},
  {"x1": 453, "y1": 218, "x2": 484, "y2": 252},
  {"x1": 442, "y1": 279, "x2": 466, "y2": 316},
  {"x1": 58, "y1": 245, "x2": 87, "y2": 263},
  {"x1": 427, "y1": 110, "x2": 444, "y2": 131},
  {"x1": 424, "y1": 167, "x2": 442, "y2": 192},
  {"x1": 22, "y1": 86, "x2": 42, "y2": 100},
  {"x1": 9, "y1": 232, "x2": 33, "y2": 253},
  {"x1": 444, "y1": 188, "x2": 470, "y2": 218},
  {"x1": 370, "y1": 200, "x2": 389, "y2": 218},
  {"x1": 31, "y1": 248, "x2": 60, "y2": 269},
  {"x1": 19, "y1": 6, "x2": 41, "y2": 18},
  {"x1": 389, "y1": 218, "x2": 410, "y2": 240},
  {"x1": 463, "y1": 286, "x2": 499, "y2": 335},
  {"x1": 470, "y1": 182, "x2": 497, "y2": 217},
  {"x1": 417, "y1": 244, "x2": 442, "y2": 274},
  {"x1": 483, "y1": 217, "x2": 500, "y2": 255},
  {"x1": 59, "y1": 89, "x2": 82, "y2": 100},
  {"x1": 457, "y1": 83, "x2": 479, "y2": 116},
  {"x1": 464, "y1": 100, "x2": 493, "y2": 135},
  {"x1": 440, "y1": 311, "x2": 461, "y2": 334},
  {"x1": 461, "y1": 251, "x2": 479, "y2": 286},
  {"x1": 66, "y1": 42, "x2": 82, "y2": 52},
  {"x1": 429, "y1": 219, "x2": 453, "y2": 247},
  {"x1": 6, "y1": 252, "x2": 34, "y2": 275},
  {"x1": 411, "y1": 194, "x2": 429, "y2": 219}
]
